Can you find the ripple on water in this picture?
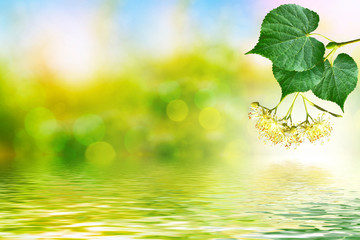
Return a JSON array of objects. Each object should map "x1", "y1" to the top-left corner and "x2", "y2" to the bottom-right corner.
[{"x1": 0, "y1": 161, "x2": 359, "y2": 239}]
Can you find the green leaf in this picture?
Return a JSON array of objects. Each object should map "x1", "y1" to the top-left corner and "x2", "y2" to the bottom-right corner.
[
  {"x1": 246, "y1": 4, "x2": 325, "y2": 72},
  {"x1": 273, "y1": 62, "x2": 324, "y2": 98},
  {"x1": 312, "y1": 53, "x2": 358, "y2": 111}
]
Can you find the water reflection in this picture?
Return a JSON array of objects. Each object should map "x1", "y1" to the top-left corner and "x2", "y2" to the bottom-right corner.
[{"x1": 0, "y1": 161, "x2": 359, "y2": 239}]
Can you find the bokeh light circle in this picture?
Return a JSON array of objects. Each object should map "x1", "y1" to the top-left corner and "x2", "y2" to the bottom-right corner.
[
  {"x1": 166, "y1": 99, "x2": 189, "y2": 122},
  {"x1": 85, "y1": 141, "x2": 116, "y2": 167},
  {"x1": 199, "y1": 107, "x2": 222, "y2": 130},
  {"x1": 73, "y1": 114, "x2": 106, "y2": 145},
  {"x1": 24, "y1": 107, "x2": 59, "y2": 139}
]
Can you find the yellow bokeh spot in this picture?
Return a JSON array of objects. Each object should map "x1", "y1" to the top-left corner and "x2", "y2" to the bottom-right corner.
[
  {"x1": 199, "y1": 107, "x2": 221, "y2": 130},
  {"x1": 85, "y1": 141, "x2": 116, "y2": 167},
  {"x1": 166, "y1": 100, "x2": 189, "y2": 122}
]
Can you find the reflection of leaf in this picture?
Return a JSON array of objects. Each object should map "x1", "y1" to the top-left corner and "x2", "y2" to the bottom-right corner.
[
  {"x1": 246, "y1": 4, "x2": 325, "y2": 72},
  {"x1": 273, "y1": 62, "x2": 324, "y2": 98},
  {"x1": 312, "y1": 53, "x2": 358, "y2": 111}
]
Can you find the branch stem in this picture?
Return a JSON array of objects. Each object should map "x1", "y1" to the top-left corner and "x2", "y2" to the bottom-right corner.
[{"x1": 337, "y1": 38, "x2": 360, "y2": 47}]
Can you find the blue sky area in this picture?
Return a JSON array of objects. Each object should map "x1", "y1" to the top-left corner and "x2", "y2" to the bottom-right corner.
[{"x1": 0, "y1": 0, "x2": 257, "y2": 55}]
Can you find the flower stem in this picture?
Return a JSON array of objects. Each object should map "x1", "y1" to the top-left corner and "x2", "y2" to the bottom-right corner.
[
  {"x1": 270, "y1": 95, "x2": 287, "y2": 114},
  {"x1": 300, "y1": 93, "x2": 342, "y2": 118},
  {"x1": 301, "y1": 95, "x2": 312, "y2": 122},
  {"x1": 283, "y1": 92, "x2": 299, "y2": 123}
]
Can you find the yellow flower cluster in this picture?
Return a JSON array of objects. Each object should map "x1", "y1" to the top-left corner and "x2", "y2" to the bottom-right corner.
[
  {"x1": 249, "y1": 102, "x2": 332, "y2": 148},
  {"x1": 300, "y1": 117, "x2": 332, "y2": 144}
]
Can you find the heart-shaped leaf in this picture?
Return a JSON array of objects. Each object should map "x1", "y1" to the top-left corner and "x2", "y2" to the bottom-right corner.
[
  {"x1": 312, "y1": 53, "x2": 358, "y2": 111},
  {"x1": 273, "y1": 62, "x2": 324, "y2": 99},
  {"x1": 246, "y1": 4, "x2": 325, "y2": 72}
]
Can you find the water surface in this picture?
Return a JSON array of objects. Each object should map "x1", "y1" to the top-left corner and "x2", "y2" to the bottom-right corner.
[{"x1": 0, "y1": 160, "x2": 359, "y2": 239}]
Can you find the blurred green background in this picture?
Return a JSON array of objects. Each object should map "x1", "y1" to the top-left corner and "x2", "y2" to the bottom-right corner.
[
  {"x1": 1, "y1": 0, "x2": 360, "y2": 170},
  {"x1": 0, "y1": 0, "x2": 259, "y2": 168}
]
